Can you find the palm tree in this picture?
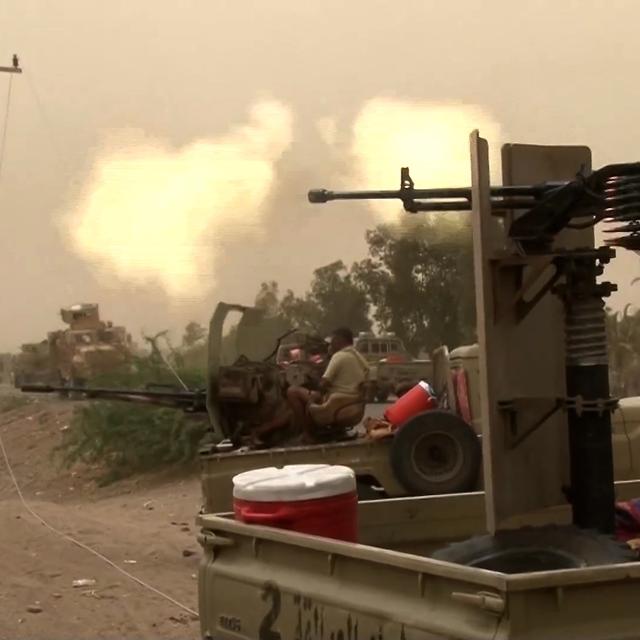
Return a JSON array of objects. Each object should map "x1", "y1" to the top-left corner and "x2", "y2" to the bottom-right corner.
[{"x1": 607, "y1": 304, "x2": 640, "y2": 396}]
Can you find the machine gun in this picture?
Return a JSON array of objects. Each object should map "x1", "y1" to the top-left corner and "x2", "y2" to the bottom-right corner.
[
  {"x1": 310, "y1": 157, "x2": 640, "y2": 535},
  {"x1": 20, "y1": 383, "x2": 207, "y2": 413},
  {"x1": 309, "y1": 164, "x2": 640, "y2": 252}
]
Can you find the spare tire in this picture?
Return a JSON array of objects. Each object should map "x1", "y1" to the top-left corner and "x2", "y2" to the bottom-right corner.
[
  {"x1": 431, "y1": 525, "x2": 635, "y2": 574},
  {"x1": 390, "y1": 410, "x2": 481, "y2": 495}
]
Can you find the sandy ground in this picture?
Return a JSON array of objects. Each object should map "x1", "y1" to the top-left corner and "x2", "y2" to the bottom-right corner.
[
  {"x1": 0, "y1": 386, "x2": 391, "y2": 640},
  {"x1": 0, "y1": 390, "x2": 203, "y2": 640}
]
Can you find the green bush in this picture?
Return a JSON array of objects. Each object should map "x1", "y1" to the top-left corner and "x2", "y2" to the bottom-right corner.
[
  {"x1": 56, "y1": 346, "x2": 209, "y2": 485},
  {"x1": 56, "y1": 402, "x2": 208, "y2": 484}
]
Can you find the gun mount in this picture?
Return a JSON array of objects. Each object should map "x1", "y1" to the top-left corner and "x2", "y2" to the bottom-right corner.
[{"x1": 310, "y1": 149, "x2": 640, "y2": 536}]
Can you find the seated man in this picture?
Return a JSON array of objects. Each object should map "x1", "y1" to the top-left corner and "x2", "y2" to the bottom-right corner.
[
  {"x1": 250, "y1": 327, "x2": 369, "y2": 446},
  {"x1": 288, "y1": 327, "x2": 370, "y2": 442}
]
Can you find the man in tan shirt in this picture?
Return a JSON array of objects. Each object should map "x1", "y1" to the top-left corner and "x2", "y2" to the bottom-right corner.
[
  {"x1": 315, "y1": 328, "x2": 370, "y2": 396},
  {"x1": 251, "y1": 327, "x2": 369, "y2": 446},
  {"x1": 290, "y1": 327, "x2": 369, "y2": 441}
]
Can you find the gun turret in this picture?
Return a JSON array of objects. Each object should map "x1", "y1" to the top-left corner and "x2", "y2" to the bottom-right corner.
[{"x1": 21, "y1": 384, "x2": 206, "y2": 413}]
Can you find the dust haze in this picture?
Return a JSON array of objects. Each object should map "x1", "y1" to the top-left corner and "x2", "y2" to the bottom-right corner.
[
  {"x1": 61, "y1": 99, "x2": 292, "y2": 298},
  {"x1": 1, "y1": 0, "x2": 639, "y2": 349}
]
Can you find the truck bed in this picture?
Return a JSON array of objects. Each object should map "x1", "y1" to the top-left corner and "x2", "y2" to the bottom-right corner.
[
  {"x1": 197, "y1": 480, "x2": 640, "y2": 640},
  {"x1": 199, "y1": 437, "x2": 404, "y2": 513},
  {"x1": 198, "y1": 396, "x2": 640, "y2": 514}
]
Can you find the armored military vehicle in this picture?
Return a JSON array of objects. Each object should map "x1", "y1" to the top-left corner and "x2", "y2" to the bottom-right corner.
[
  {"x1": 14, "y1": 304, "x2": 133, "y2": 388},
  {"x1": 48, "y1": 303, "x2": 133, "y2": 386}
]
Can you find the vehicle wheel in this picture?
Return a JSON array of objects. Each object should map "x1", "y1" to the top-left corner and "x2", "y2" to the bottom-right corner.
[
  {"x1": 431, "y1": 525, "x2": 635, "y2": 574},
  {"x1": 390, "y1": 410, "x2": 480, "y2": 495},
  {"x1": 375, "y1": 388, "x2": 389, "y2": 403}
]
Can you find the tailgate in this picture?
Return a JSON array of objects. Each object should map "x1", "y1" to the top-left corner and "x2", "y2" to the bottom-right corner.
[
  {"x1": 197, "y1": 486, "x2": 640, "y2": 640},
  {"x1": 196, "y1": 515, "x2": 504, "y2": 640}
]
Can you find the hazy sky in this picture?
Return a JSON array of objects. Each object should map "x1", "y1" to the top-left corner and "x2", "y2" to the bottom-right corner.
[{"x1": 1, "y1": 0, "x2": 639, "y2": 351}]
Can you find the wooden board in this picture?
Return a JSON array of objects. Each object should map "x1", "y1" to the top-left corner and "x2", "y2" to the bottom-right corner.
[{"x1": 470, "y1": 132, "x2": 594, "y2": 532}]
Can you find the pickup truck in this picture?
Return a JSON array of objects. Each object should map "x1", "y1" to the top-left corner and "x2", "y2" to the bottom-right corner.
[
  {"x1": 199, "y1": 342, "x2": 640, "y2": 513},
  {"x1": 374, "y1": 356, "x2": 433, "y2": 401},
  {"x1": 196, "y1": 478, "x2": 640, "y2": 640},
  {"x1": 354, "y1": 332, "x2": 433, "y2": 402}
]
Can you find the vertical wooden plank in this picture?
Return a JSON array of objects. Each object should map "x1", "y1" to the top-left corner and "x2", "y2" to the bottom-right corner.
[
  {"x1": 470, "y1": 132, "x2": 594, "y2": 532},
  {"x1": 469, "y1": 131, "x2": 504, "y2": 533}
]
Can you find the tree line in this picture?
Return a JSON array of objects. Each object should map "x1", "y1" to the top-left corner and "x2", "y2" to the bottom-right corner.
[{"x1": 252, "y1": 216, "x2": 476, "y2": 355}]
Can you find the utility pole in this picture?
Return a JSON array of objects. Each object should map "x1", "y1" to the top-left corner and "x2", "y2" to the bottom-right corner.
[
  {"x1": 0, "y1": 54, "x2": 22, "y2": 75},
  {"x1": 0, "y1": 54, "x2": 21, "y2": 179}
]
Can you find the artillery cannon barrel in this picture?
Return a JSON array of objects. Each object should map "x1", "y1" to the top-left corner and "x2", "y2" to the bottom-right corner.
[
  {"x1": 21, "y1": 383, "x2": 194, "y2": 398},
  {"x1": 20, "y1": 384, "x2": 206, "y2": 411}
]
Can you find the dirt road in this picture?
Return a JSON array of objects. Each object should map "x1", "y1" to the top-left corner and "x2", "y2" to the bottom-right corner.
[{"x1": 0, "y1": 395, "x2": 203, "y2": 639}]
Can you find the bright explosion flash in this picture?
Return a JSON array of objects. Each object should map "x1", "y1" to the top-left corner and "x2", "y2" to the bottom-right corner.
[
  {"x1": 60, "y1": 100, "x2": 293, "y2": 299},
  {"x1": 348, "y1": 98, "x2": 502, "y2": 219}
]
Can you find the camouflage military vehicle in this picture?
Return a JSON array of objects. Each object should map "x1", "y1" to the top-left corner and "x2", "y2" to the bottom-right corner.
[
  {"x1": 13, "y1": 304, "x2": 133, "y2": 388},
  {"x1": 47, "y1": 304, "x2": 133, "y2": 386},
  {"x1": 195, "y1": 138, "x2": 640, "y2": 639}
]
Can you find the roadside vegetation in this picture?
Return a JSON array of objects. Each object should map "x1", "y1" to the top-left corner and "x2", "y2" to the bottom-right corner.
[
  {"x1": 607, "y1": 301, "x2": 640, "y2": 397},
  {"x1": 55, "y1": 327, "x2": 209, "y2": 484}
]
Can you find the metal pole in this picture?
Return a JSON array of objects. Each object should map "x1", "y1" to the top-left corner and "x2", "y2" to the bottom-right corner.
[
  {"x1": 0, "y1": 54, "x2": 22, "y2": 74},
  {"x1": 557, "y1": 253, "x2": 617, "y2": 533}
]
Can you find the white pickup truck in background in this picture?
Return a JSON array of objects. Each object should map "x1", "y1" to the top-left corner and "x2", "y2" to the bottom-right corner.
[{"x1": 354, "y1": 332, "x2": 433, "y2": 402}]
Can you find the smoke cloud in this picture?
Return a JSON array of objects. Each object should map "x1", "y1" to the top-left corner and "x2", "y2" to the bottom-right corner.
[
  {"x1": 59, "y1": 99, "x2": 293, "y2": 299},
  {"x1": 348, "y1": 99, "x2": 503, "y2": 219}
]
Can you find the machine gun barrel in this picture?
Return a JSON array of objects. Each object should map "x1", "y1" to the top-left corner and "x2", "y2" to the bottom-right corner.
[
  {"x1": 308, "y1": 167, "x2": 561, "y2": 213},
  {"x1": 20, "y1": 384, "x2": 207, "y2": 412}
]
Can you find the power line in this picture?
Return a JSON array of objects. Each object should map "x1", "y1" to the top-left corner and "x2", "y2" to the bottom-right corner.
[
  {"x1": 0, "y1": 54, "x2": 22, "y2": 184},
  {"x1": 0, "y1": 75, "x2": 14, "y2": 183}
]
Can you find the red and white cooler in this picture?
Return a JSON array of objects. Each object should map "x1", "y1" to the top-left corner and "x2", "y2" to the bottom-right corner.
[
  {"x1": 232, "y1": 464, "x2": 358, "y2": 542},
  {"x1": 383, "y1": 380, "x2": 437, "y2": 427}
]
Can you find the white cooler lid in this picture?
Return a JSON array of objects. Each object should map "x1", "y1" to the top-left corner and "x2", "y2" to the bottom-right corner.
[{"x1": 232, "y1": 464, "x2": 356, "y2": 502}]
